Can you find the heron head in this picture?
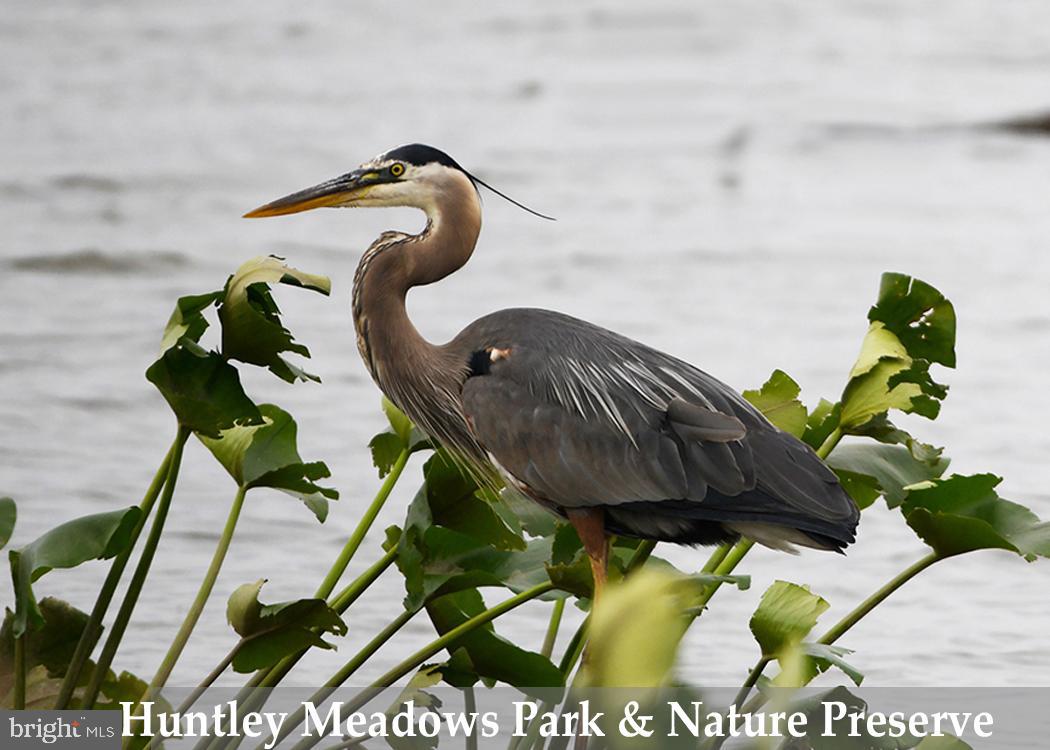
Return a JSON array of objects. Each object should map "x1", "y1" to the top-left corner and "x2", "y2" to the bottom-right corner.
[
  {"x1": 244, "y1": 143, "x2": 552, "y2": 220},
  {"x1": 243, "y1": 144, "x2": 473, "y2": 218}
]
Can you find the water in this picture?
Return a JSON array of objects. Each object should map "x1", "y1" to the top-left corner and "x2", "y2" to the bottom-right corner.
[{"x1": 2, "y1": 0, "x2": 1048, "y2": 692}]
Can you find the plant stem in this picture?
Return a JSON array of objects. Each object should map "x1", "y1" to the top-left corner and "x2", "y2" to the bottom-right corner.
[
  {"x1": 279, "y1": 583, "x2": 556, "y2": 750},
  {"x1": 688, "y1": 539, "x2": 754, "y2": 620},
  {"x1": 199, "y1": 514, "x2": 405, "y2": 750},
  {"x1": 55, "y1": 440, "x2": 176, "y2": 709},
  {"x1": 13, "y1": 634, "x2": 26, "y2": 709},
  {"x1": 541, "y1": 599, "x2": 566, "y2": 659},
  {"x1": 253, "y1": 545, "x2": 400, "y2": 691},
  {"x1": 329, "y1": 546, "x2": 398, "y2": 613},
  {"x1": 463, "y1": 687, "x2": 479, "y2": 750},
  {"x1": 266, "y1": 607, "x2": 419, "y2": 749},
  {"x1": 314, "y1": 449, "x2": 409, "y2": 601},
  {"x1": 145, "y1": 484, "x2": 248, "y2": 701},
  {"x1": 700, "y1": 542, "x2": 732, "y2": 573},
  {"x1": 818, "y1": 552, "x2": 940, "y2": 646},
  {"x1": 83, "y1": 426, "x2": 190, "y2": 708},
  {"x1": 737, "y1": 551, "x2": 944, "y2": 717},
  {"x1": 175, "y1": 641, "x2": 241, "y2": 715}
]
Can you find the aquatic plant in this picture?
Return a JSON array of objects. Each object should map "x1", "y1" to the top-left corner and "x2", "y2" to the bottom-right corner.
[{"x1": 1, "y1": 264, "x2": 1047, "y2": 750}]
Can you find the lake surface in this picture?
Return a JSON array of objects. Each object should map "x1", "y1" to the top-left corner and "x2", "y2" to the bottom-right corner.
[{"x1": 2, "y1": 0, "x2": 1048, "y2": 691}]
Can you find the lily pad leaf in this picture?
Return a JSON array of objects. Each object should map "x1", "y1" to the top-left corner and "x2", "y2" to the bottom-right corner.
[
  {"x1": 902, "y1": 474, "x2": 1050, "y2": 560},
  {"x1": 840, "y1": 273, "x2": 956, "y2": 431},
  {"x1": 582, "y1": 569, "x2": 700, "y2": 688},
  {"x1": 219, "y1": 256, "x2": 331, "y2": 383},
  {"x1": 226, "y1": 580, "x2": 347, "y2": 673},
  {"x1": 743, "y1": 369, "x2": 808, "y2": 437},
  {"x1": 0, "y1": 498, "x2": 15, "y2": 551},
  {"x1": 159, "y1": 291, "x2": 224, "y2": 354},
  {"x1": 8, "y1": 507, "x2": 141, "y2": 637},
  {"x1": 146, "y1": 340, "x2": 263, "y2": 438},
  {"x1": 750, "y1": 580, "x2": 829, "y2": 660},
  {"x1": 827, "y1": 442, "x2": 949, "y2": 509},
  {"x1": 425, "y1": 589, "x2": 562, "y2": 696},
  {"x1": 198, "y1": 403, "x2": 338, "y2": 521}
]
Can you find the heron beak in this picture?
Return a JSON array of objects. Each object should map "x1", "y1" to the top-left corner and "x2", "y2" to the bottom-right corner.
[{"x1": 243, "y1": 169, "x2": 377, "y2": 218}]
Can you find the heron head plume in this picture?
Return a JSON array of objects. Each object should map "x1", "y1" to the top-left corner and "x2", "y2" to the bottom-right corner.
[{"x1": 243, "y1": 143, "x2": 553, "y2": 220}]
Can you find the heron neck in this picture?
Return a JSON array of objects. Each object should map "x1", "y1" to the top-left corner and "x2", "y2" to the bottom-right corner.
[{"x1": 351, "y1": 184, "x2": 482, "y2": 394}]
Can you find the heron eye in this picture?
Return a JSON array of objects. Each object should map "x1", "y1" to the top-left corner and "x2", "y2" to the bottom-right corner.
[{"x1": 390, "y1": 163, "x2": 405, "y2": 177}]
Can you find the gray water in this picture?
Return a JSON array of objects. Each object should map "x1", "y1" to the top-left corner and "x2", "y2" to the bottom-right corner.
[{"x1": 2, "y1": 1, "x2": 1049, "y2": 693}]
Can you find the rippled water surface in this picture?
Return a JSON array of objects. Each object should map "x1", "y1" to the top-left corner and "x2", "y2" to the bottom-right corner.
[{"x1": 2, "y1": 0, "x2": 1049, "y2": 689}]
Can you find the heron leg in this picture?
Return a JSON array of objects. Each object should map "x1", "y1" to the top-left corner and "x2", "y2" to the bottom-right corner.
[{"x1": 566, "y1": 508, "x2": 609, "y2": 601}]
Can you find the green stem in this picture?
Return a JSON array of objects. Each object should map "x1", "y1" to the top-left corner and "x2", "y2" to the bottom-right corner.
[
  {"x1": 541, "y1": 599, "x2": 566, "y2": 659},
  {"x1": 200, "y1": 512, "x2": 405, "y2": 750},
  {"x1": 280, "y1": 583, "x2": 556, "y2": 750},
  {"x1": 13, "y1": 634, "x2": 26, "y2": 709},
  {"x1": 55, "y1": 441, "x2": 176, "y2": 709},
  {"x1": 83, "y1": 426, "x2": 190, "y2": 708},
  {"x1": 463, "y1": 687, "x2": 479, "y2": 750},
  {"x1": 329, "y1": 546, "x2": 398, "y2": 613},
  {"x1": 175, "y1": 641, "x2": 241, "y2": 715},
  {"x1": 818, "y1": 552, "x2": 941, "y2": 645},
  {"x1": 700, "y1": 542, "x2": 732, "y2": 573},
  {"x1": 689, "y1": 539, "x2": 754, "y2": 620},
  {"x1": 816, "y1": 427, "x2": 844, "y2": 461},
  {"x1": 266, "y1": 607, "x2": 420, "y2": 749},
  {"x1": 254, "y1": 546, "x2": 400, "y2": 691},
  {"x1": 314, "y1": 449, "x2": 409, "y2": 601},
  {"x1": 145, "y1": 484, "x2": 248, "y2": 700},
  {"x1": 738, "y1": 552, "x2": 943, "y2": 718}
]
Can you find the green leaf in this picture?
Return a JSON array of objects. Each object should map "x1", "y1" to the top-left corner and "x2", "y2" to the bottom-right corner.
[
  {"x1": 0, "y1": 599, "x2": 93, "y2": 694},
  {"x1": 424, "y1": 452, "x2": 524, "y2": 551},
  {"x1": 783, "y1": 686, "x2": 904, "y2": 749},
  {"x1": 497, "y1": 488, "x2": 558, "y2": 539},
  {"x1": 543, "y1": 524, "x2": 643, "y2": 600},
  {"x1": 425, "y1": 589, "x2": 562, "y2": 695},
  {"x1": 0, "y1": 498, "x2": 15, "y2": 551},
  {"x1": 827, "y1": 442, "x2": 949, "y2": 509},
  {"x1": 219, "y1": 256, "x2": 331, "y2": 383},
  {"x1": 159, "y1": 291, "x2": 224, "y2": 354},
  {"x1": 383, "y1": 666, "x2": 444, "y2": 750},
  {"x1": 914, "y1": 737, "x2": 974, "y2": 749},
  {"x1": 0, "y1": 599, "x2": 152, "y2": 711},
  {"x1": 802, "y1": 399, "x2": 841, "y2": 450},
  {"x1": 743, "y1": 369, "x2": 808, "y2": 437},
  {"x1": 8, "y1": 507, "x2": 141, "y2": 637},
  {"x1": 146, "y1": 340, "x2": 263, "y2": 438},
  {"x1": 750, "y1": 580, "x2": 829, "y2": 660},
  {"x1": 840, "y1": 273, "x2": 955, "y2": 431},
  {"x1": 369, "y1": 400, "x2": 432, "y2": 478},
  {"x1": 369, "y1": 433, "x2": 405, "y2": 478},
  {"x1": 902, "y1": 474, "x2": 1050, "y2": 560},
  {"x1": 802, "y1": 642, "x2": 864, "y2": 686},
  {"x1": 198, "y1": 403, "x2": 338, "y2": 521},
  {"x1": 582, "y1": 569, "x2": 699, "y2": 687},
  {"x1": 225, "y1": 580, "x2": 346, "y2": 673},
  {"x1": 869, "y1": 272, "x2": 956, "y2": 368}
]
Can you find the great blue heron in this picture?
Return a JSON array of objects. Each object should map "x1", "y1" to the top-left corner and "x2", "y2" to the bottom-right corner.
[{"x1": 245, "y1": 143, "x2": 859, "y2": 596}]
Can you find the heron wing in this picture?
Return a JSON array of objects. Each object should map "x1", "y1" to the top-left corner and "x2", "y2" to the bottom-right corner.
[{"x1": 456, "y1": 309, "x2": 856, "y2": 535}]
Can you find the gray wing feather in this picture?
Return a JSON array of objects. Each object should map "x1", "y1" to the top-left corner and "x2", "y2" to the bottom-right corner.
[{"x1": 456, "y1": 309, "x2": 851, "y2": 524}]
